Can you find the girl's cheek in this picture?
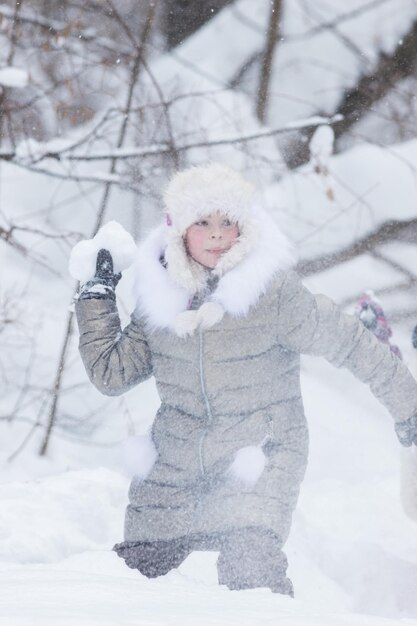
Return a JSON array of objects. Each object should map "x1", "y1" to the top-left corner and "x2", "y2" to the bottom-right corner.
[{"x1": 228, "y1": 226, "x2": 239, "y2": 242}]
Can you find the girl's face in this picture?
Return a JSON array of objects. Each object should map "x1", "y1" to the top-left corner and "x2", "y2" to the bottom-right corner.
[{"x1": 185, "y1": 212, "x2": 239, "y2": 269}]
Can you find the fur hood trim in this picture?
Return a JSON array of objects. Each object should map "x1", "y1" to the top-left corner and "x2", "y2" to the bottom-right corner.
[
  {"x1": 133, "y1": 209, "x2": 295, "y2": 334},
  {"x1": 133, "y1": 226, "x2": 190, "y2": 331},
  {"x1": 211, "y1": 209, "x2": 294, "y2": 316}
]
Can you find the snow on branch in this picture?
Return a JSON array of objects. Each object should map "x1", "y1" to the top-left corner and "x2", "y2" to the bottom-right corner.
[{"x1": 0, "y1": 115, "x2": 343, "y2": 166}]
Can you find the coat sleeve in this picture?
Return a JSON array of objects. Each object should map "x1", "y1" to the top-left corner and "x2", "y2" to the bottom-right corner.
[
  {"x1": 75, "y1": 297, "x2": 153, "y2": 396},
  {"x1": 276, "y1": 271, "x2": 417, "y2": 423}
]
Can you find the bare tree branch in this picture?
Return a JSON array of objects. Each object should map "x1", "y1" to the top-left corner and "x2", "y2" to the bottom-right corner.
[
  {"x1": 0, "y1": 224, "x2": 65, "y2": 277},
  {"x1": 333, "y1": 21, "x2": 417, "y2": 138},
  {"x1": 140, "y1": 56, "x2": 180, "y2": 170},
  {"x1": 286, "y1": 18, "x2": 417, "y2": 169},
  {"x1": 7, "y1": 159, "x2": 133, "y2": 190},
  {"x1": 296, "y1": 218, "x2": 417, "y2": 277},
  {"x1": 39, "y1": 0, "x2": 158, "y2": 456},
  {"x1": 229, "y1": 0, "x2": 393, "y2": 87},
  {"x1": 0, "y1": 2, "x2": 133, "y2": 59},
  {"x1": 299, "y1": 1, "x2": 373, "y2": 69},
  {"x1": 370, "y1": 249, "x2": 417, "y2": 284},
  {"x1": 291, "y1": 0, "x2": 394, "y2": 42},
  {"x1": 93, "y1": 2, "x2": 157, "y2": 232},
  {"x1": 0, "y1": 114, "x2": 343, "y2": 163}
]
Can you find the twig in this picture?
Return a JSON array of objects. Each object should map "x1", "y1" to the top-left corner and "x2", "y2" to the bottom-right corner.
[
  {"x1": 6, "y1": 159, "x2": 134, "y2": 190},
  {"x1": 296, "y1": 217, "x2": 417, "y2": 276},
  {"x1": 0, "y1": 225, "x2": 64, "y2": 277},
  {"x1": 370, "y1": 249, "x2": 417, "y2": 283},
  {"x1": 140, "y1": 57, "x2": 180, "y2": 170},
  {"x1": 0, "y1": 114, "x2": 343, "y2": 163},
  {"x1": 291, "y1": 0, "x2": 394, "y2": 42}
]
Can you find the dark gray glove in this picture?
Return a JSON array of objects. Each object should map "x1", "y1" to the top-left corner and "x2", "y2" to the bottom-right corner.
[
  {"x1": 78, "y1": 248, "x2": 121, "y2": 301},
  {"x1": 395, "y1": 413, "x2": 417, "y2": 447}
]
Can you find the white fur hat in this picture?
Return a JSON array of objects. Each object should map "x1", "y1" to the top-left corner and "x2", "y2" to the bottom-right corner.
[{"x1": 164, "y1": 162, "x2": 255, "y2": 235}]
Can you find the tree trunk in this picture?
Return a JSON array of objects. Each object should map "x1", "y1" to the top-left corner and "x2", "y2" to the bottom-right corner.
[
  {"x1": 163, "y1": 0, "x2": 234, "y2": 49},
  {"x1": 256, "y1": 0, "x2": 282, "y2": 124},
  {"x1": 285, "y1": 19, "x2": 417, "y2": 169}
]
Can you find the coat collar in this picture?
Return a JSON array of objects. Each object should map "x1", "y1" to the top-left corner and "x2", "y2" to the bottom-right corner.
[{"x1": 133, "y1": 208, "x2": 295, "y2": 333}]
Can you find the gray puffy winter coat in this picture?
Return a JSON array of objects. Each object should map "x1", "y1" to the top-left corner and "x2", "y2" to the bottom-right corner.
[{"x1": 75, "y1": 217, "x2": 417, "y2": 547}]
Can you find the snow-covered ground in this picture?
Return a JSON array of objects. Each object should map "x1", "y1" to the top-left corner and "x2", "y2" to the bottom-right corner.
[{"x1": 1, "y1": 351, "x2": 417, "y2": 626}]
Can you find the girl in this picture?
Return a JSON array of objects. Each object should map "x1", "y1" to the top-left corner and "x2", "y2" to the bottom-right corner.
[{"x1": 75, "y1": 162, "x2": 417, "y2": 595}]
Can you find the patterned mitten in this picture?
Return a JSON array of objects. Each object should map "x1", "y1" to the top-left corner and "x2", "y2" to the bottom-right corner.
[{"x1": 78, "y1": 249, "x2": 121, "y2": 301}]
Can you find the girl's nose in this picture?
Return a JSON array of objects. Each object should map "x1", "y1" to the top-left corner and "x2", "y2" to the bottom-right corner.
[{"x1": 210, "y1": 228, "x2": 222, "y2": 239}]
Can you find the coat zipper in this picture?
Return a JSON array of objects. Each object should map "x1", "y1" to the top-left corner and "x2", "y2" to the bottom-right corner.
[{"x1": 198, "y1": 327, "x2": 213, "y2": 476}]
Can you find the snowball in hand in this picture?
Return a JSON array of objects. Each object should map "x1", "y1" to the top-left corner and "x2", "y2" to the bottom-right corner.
[{"x1": 69, "y1": 221, "x2": 137, "y2": 283}]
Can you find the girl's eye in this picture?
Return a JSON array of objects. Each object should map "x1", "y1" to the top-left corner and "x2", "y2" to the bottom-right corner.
[
  {"x1": 196, "y1": 220, "x2": 208, "y2": 226},
  {"x1": 222, "y1": 219, "x2": 232, "y2": 227}
]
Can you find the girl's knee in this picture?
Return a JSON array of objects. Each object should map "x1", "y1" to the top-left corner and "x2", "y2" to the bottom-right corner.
[
  {"x1": 113, "y1": 539, "x2": 190, "y2": 578},
  {"x1": 216, "y1": 527, "x2": 292, "y2": 594}
]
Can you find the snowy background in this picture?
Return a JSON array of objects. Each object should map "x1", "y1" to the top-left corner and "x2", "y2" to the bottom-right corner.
[{"x1": 1, "y1": 0, "x2": 417, "y2": 624}]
